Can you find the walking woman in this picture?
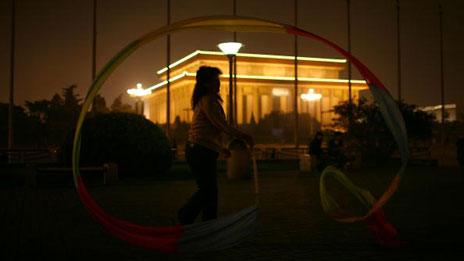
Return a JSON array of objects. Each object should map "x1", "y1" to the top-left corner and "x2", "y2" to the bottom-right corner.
[{"x1": 178, "y1": 66, "x2": 254, "y2": 225}]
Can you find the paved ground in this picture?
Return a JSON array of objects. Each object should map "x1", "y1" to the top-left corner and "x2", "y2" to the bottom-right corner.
[{"x1": 1, "y1": 164, "x2": 464, "y2": 260}]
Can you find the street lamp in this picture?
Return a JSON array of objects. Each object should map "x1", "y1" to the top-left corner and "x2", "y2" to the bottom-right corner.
[
  {"x1": 218, "y1": 42, "x2": 242, "y2": 125},
  {"x1": 301, "y1": 89, "x2": 322, "y2": 134},
  {"x1": 300, "y1": 89, "x2": 322, "y2": 102},
  {"x1": 127, "y1": 83, "x2": 151, "y2": 115}
]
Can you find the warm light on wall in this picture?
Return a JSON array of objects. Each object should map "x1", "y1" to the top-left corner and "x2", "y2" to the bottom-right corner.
[
  {"x1": 147, "y1": 71, "x2": 367, "y2": 92},
  {"x1": 301, "y1": 89, "x2": 322, "y2": 101},
  {"x1": 272, "y1": 88, "x2": 289, "y2": 97},
  {"x1": 219, "y1": 74, "x2": 366, "y2": 84}
]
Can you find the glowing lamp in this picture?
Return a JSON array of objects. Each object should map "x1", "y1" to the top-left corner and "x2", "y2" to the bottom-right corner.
[
  {"x1": 272, "y1": 88, "x2": 290, "y2": 97},
  {"x1": 217, "y1": 42, "x2": 243, "y2": 55},
  {"x1": 301, "y1": 89, "x2": 322, "y2": 101},
  {"x1": 127, "y1": 83, "x2": 151, "y2": 97}
]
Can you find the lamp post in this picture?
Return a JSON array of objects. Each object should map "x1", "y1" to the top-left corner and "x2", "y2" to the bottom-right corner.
[
  {"x1": 439, "y1": 4, "x2": 445, "y2": 145},
  {"x1": 218, "y1": 42, "x2": 242, "y2": 125},
  {"x1": 8, "y1": 0, "x2": 16, "y2": 157},
  {"x1": 301, "y1": 89, "x2": 322, "y2": 135},
  {"x1": 127, "y1": 83, "x2": 151, "y2": 116}
]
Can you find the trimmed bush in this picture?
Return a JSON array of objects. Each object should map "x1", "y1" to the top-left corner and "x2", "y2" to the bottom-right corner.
[{"x1": 60, "y1": 112, "x2": 172, "y2": 178}]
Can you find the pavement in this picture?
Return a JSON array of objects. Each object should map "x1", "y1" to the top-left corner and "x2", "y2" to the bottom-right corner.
[{"x1": 1, "y1": 164, "x2": 464, "y2": 260}]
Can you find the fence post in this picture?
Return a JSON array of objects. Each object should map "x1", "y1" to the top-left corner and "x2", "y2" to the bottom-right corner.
[{"x1": 103, "y1": 163, "x2": 118, "y2": 185}]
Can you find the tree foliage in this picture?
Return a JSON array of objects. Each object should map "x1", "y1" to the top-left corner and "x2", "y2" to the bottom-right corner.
[
  {"x1": 3, "y1": 86, "x2": 141, "y2": 149},
  {"x1": 111, "y1": 94, "x2": 134, "y2": 113},
  {"x1": 24, "y1": 85, "x2": 83, "y2": 146},
  {"x1": 333, "y1": 98, "x2": 436, "y2": 161},
  {"x1": 0, "y1": 103, "x2": 40, "y2": 147},
  {"x1": 59, "y1": 112, "x2": 172, "y2": 177},
  {"x1": 90, "y1": 94, "x2": 110, "y2": 114}
]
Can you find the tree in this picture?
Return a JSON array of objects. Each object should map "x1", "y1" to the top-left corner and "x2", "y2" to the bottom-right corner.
[
  {"x1": 111, "y1": 94, "x2": 134, "y2": 113},
  {"x1": 62, "y1": 85, "x2": 81, "y2": 108},
  {"x1": 25, "y1": 99, "x2": 54, "y2": 146},
  {"x1": 24, "y1": 85, "x2": 83, "y2": 146},
  {"x1": 398, "y1": 102, "x2": 436, "y2": 141},
  {"x1": 333, "y1": 98, "x2": 436, "y2": 162},
  {"x1": 59, "y1": 112, "x2": 172, "y2": 177},
  {"x1": 25, "y1": 99, "x2": 51, "y2": 123},
  {"x1": 0, "y1": 103, "x2": 41, "y2": 148},
  {"x1": 91, "y1": 94, "x2": 109, "y2": 114},
  {"x1": 61, "y1": 85, "x2": 81, "y2": 124}
]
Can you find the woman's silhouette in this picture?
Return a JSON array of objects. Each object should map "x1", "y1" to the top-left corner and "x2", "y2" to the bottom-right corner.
[{"x1": 178, "y1": 66, "x2": 254, "y2": 225}]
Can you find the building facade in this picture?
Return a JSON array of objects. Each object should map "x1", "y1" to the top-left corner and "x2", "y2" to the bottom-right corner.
[
  {"x1": 418, "y1": 104, "x2": 457, "y2": 122},
  {"x1": 143, "y1": 50, "x2": 368, "y2": 131}
]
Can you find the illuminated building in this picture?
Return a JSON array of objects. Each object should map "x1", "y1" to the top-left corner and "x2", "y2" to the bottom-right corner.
[
  {"x1": 143, "y1": 50, "x2": 368, "y2": 129},
  {"x1": 419, "y1": 104, "x2": 457, "y2": 122}
]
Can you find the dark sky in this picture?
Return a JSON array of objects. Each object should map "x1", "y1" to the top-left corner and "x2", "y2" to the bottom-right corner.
[{"x1": 1, "y1": 0, "x2": 463, "y2": 109}]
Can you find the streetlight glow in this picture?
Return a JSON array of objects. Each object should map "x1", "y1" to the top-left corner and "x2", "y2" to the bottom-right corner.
[
  {"x1": 301, "y1": 89, "x2": 322, "y2": 101},
  {"x1": 217, "y1": 42, "x2": 243, "y2": 55},
  {"x1": 272, "y1": 88, "x2": 289, "y2": 97},
  {"x1": 127, "y1": 83, "x2": 151, "y2": 97},
  {"x1": 127, "y1": 83, "x2": 150, "y2": 116}
]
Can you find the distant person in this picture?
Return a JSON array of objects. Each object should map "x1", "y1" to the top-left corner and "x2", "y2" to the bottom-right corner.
[
  {"x1": 178, "y1": 66, "x2": 254, "y2": 225},
  {"x1": 309, "y1": 131, "x2": 325, "y2": 171},
  {"x1": 327, "y1": 132, "x2": 347, "y2": 169},
  {"x1": 270, "y1": 148, "x2": 277, "y2": 160},
  {"x1": 171, "y1": 138, "x2": 178, "y2": 160},
  {"x1": 309, "y1": 131, "x2": 323, "y2": 156}
]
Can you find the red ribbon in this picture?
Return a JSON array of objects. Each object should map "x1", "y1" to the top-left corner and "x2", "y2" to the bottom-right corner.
[{"x1": 365, "y1": 209, "x2": 406, "y2": 247}]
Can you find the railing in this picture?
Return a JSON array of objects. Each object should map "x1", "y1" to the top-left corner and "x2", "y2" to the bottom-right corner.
[
  {"x1": 0, "y1": 148, "x2": 57, "y2": 164},
  {"x1": 28, "y1": 163, "x2": 119, "y2": 187},
  {"x1": 279, "y1": 147, "x2": 309, "y2": 159},
  {"x1": 171, "y1": 144, "x2": 310, "y2": 161},
  {"x1": 252, "y1": 146, "x2": 308, "y2": 160},
  {"x1": 408, "y1": 145, "x2": 438, "y2": 166}
]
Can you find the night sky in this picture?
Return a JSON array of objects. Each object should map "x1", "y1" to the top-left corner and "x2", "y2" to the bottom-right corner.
[{"x1": 1, "y1": 0, "x2": 463, "y2": 110}]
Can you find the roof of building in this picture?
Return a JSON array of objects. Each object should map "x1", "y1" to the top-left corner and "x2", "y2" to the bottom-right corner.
[{"x1": 156, "y1": 50, "x2": 348, "y2": 76}]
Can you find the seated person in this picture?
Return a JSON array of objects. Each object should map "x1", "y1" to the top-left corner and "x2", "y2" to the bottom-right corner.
[
  {"x1": 327, "y1": 132, "x2": 348, "y2": 169},
  {"x1": 309, "y1": 131, "x2": 325, "y2": 171}
]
